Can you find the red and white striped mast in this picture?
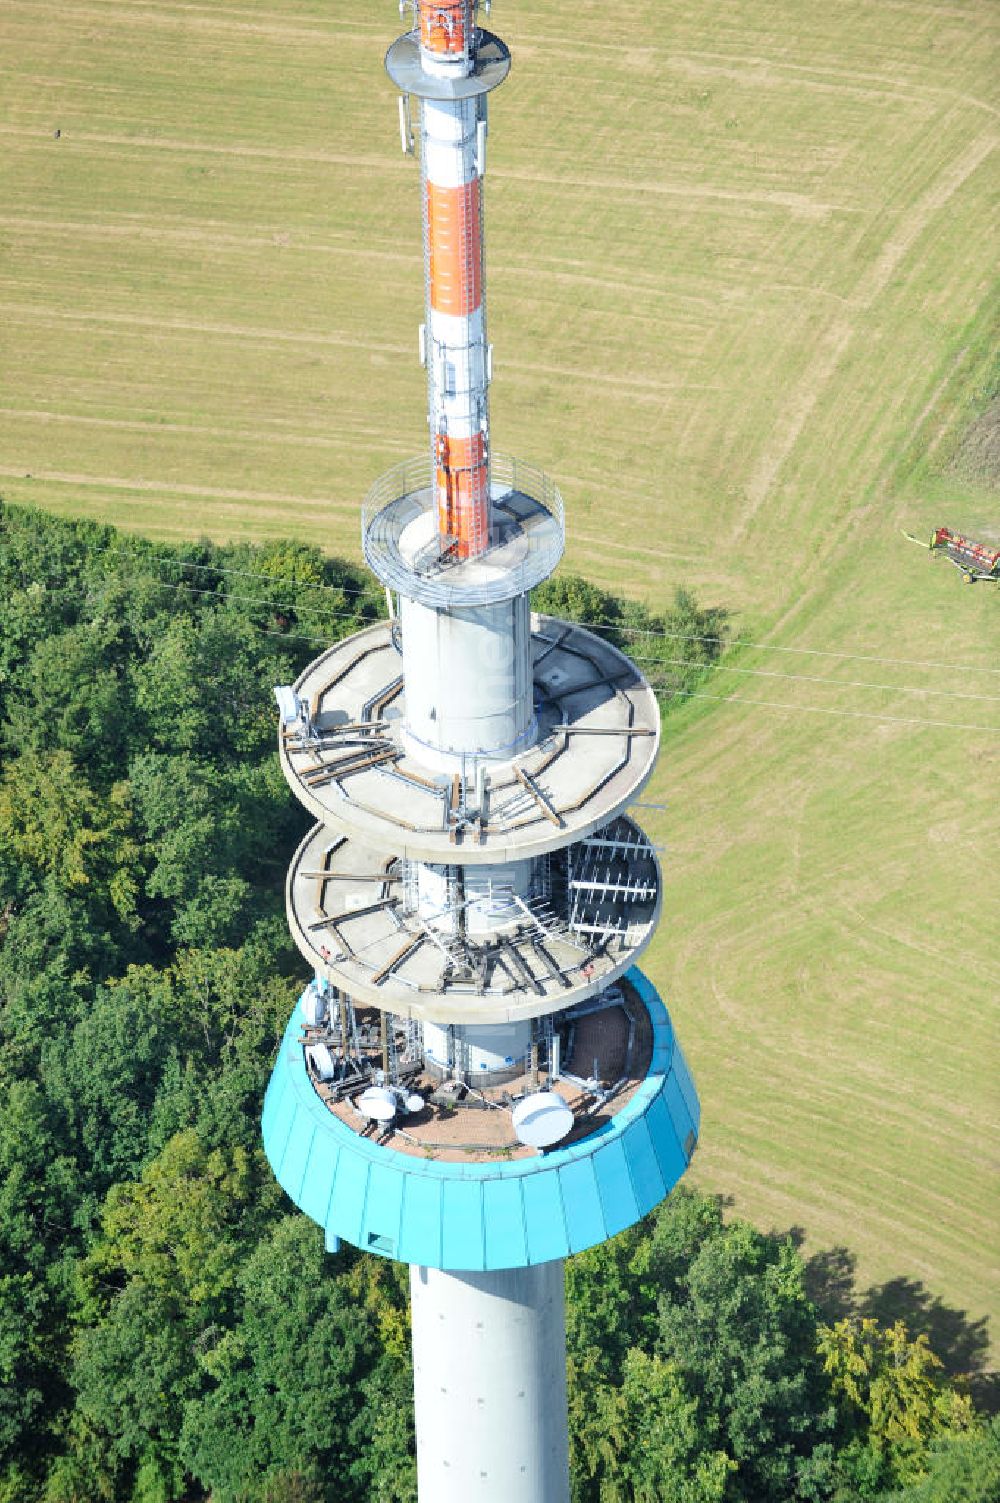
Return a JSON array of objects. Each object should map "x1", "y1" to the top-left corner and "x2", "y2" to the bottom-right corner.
[{"x1": 406, "y1": 0, "x2": 495, "y2": 559}]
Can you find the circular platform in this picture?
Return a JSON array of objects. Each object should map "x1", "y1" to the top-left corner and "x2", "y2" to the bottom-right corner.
[
  {"x1": 261, "y1": 968, "x2": 700, "y2": 1271},
  {"x1": 284, "y1": 814, "x2": 662, "y2": 1024},
  {"x1": 278, "y1": 615, "x2": 661, "y2": 864},
  {"x1": 385, "y1": 29, "x2": 511, "y2": 101},
  {"x1": 362, "y1": 453, "x2": 564, "y2": 609}
]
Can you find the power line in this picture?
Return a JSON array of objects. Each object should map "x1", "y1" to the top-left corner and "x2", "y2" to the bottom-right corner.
[
  {"x1": 15, "y1": 572, "x2": 382, "y2": 629},
  {"x1": 108, "y1": 576, "x2": 999, "y2": 731},
  {"x1": 126, "y1": 562, "x2": 1000, "y2": 690},
  {"x1": 36, "y1": 543, "x2": 997, "y2": 678},
  {"x1": 582, "y1": 618, "x2": 1000, "y2": 677},
  {"x1": 108, "y1": 576, "x2": 379, "y2": 623},
  {"x1": 645, "y1": 683, "x2": 999, "y2": 735},
  {"x1": 9, "y1": 550, "x2": 998, "y2": 688},
  {"x1": 11, "y1": 569, "x2": 997, "y2": 733},
  {"x1": 76, "y1": 576, "x2": 1000, "y2": 706},
  {"x1": 630, "y1": 655, "x2": 1000, "y2": 704},
  {"x1": 94, "y1": 544, "x2": 378, "y2": 603},
  {"x1": 255, "y1": 627, "x2": 343, "y2": 648}
]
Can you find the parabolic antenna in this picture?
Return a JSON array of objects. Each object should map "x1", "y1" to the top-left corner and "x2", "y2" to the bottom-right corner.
[
  {"x1": 404, "y1": 1092, "x2": 425, "y2": 1115},
  {"x1": 358, "y1": 1085, "x2": 400, "y2": 1123},
  {"x1": 511, "y1": 1091, "x2": 574, "y2": 1149},
  {"x1": 301, "y1": 986, "x2": 328, "y2": 1027},
  {"x1": 305, "y1": 1042, "x2": 335, "y2": 1081}
]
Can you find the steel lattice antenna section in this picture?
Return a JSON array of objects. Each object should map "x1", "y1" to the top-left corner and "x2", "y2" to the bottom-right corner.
[{"x1": 263, "y1": 6, "x2": 700, "y2": 1499}]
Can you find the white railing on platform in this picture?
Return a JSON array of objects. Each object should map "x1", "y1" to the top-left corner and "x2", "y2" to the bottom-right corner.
[{"x1": 361, "y1": 450, "x2": 565, "y2": 607}]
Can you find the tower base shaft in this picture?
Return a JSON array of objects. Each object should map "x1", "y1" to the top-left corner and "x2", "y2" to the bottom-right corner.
[{"x1": 409, "y1": 1260, "x2": 570, "y2": 1502}]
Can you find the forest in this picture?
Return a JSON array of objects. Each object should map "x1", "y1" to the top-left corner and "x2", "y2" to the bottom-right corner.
[{"x1": 0, "y1": 499, "x2": 995, "y2": 1503}]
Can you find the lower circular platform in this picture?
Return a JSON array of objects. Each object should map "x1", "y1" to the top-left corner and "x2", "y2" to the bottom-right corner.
[
  {"x1": 261, "y1": 968, "x2": 700, "y2": 1271},
  {"x1": 285, "y1": 814, "x2": 662, "y2": 1024}
]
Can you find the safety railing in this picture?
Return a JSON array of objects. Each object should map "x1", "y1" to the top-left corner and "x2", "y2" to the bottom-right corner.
[{"x1": 361, "y1": 451, "x2": 565, "y2": 607}]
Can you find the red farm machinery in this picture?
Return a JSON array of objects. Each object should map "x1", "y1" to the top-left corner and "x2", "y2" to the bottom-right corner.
[{"x1": 904, "y1": 526, "x2": 1000, "y2": 583}]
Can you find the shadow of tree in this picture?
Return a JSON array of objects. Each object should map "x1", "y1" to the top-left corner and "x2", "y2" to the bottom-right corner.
[
  {"x1": 862, "y1": 1276, "x2": 997, "y2": 1414},
  {"x1": 802, "y1": 1243, "x2": 858, "y2": 1322},
  {"x1": 797, "y1": 1241, "x2": 997, "y2": 1413}
]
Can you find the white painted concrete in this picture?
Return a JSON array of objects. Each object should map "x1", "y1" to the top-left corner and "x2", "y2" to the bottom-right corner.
[
  {"x1": 400, "y1": 593, "x2": 534, "y2": 764},
  {"x1": 413, "y1": 856, "x2": 534, "y2": 934},
  {"x1": 422, "y1": 1016, "x2": 533, "y2": 1077},
  {"x1": 409, "y1": 1260, "x2": 570, "y2": 1503}
]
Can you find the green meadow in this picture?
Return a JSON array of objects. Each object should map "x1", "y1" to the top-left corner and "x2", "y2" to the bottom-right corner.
[{"x1": 2, "y1": 0, "x2": 997, "y2": 1354}]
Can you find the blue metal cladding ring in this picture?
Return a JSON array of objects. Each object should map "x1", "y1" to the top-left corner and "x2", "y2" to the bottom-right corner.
[{"x1": 261, "y1": 967, "x2": 699, "y2": 1271}]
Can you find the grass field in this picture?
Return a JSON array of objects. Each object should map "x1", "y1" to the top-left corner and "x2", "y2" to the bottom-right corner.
[{"x1": 2, "y1": 0, "x2": 997, "y2": 1366}]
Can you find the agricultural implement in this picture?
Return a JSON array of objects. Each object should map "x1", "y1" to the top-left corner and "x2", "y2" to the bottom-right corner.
[{"x1": 904, "y1": 526, "x2": 1000, "y2": 583}]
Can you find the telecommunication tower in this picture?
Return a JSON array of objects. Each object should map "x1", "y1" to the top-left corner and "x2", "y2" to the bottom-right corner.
[{"x1": 263, "y1": 5, "x2": 700, "y2": 1498}]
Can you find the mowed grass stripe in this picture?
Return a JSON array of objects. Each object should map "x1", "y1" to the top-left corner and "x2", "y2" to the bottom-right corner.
[
  {"x1": 0, "y1": 466, "x2": 358, "y2": 511},
  {"x1": 3, "y1": 482, "x2": 360, "y2": 547},
  {"x1": 704, "y1": 1145, "x2": 998, "y2": 1299},
  {"x1": 704, "y1": 1100, "x2": 996, "y2": 1236},
  {"x1": 0, "y1": 407, "x2": 403, "y2": 452},
  {"x1": 652, "y1": 681, "x2": 997, "y2": 1329},
  {"x1": 13, "y1": 0, "x2": 385, "y2": 46}
]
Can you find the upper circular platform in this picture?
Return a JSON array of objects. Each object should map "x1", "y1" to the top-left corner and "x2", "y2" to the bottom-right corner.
[
  {"x1": 362, "y1": 453, "x2": 564, "y2": 608},
  {"x1": 278, "y1": 614, "x2": 660, "y2": 864},
  {"x1": 385, "y1": 28, "x2": 511, "y2": 100}
]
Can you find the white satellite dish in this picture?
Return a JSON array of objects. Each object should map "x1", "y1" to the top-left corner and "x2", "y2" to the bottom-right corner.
[
  {"x1": 301, "y1": 986, "x2": 328, "y2": 1027},
  {"x1": 358, "y1": 1086, "x2": 399, "y2": 1123},
  {"x1": 273, "y1": 685, "x2": 302, "y2": 726},
  {"x1": 404, "y1": 1092, "x2": 425, "y2": 1115},
  {"x1": 511, "y1": 1091, "x2": 574, "y2": 1149},
  {"x1": 305, "y1": 1042, "x2": 336, "y2": 1082}
]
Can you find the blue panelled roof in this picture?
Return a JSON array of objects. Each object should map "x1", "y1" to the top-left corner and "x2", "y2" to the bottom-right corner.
[{"x1": 261, "y1": 967, "x2": 699, "y2": 1271}]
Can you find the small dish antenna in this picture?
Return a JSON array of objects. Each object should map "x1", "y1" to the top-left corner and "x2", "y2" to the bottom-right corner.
[
  {"x1": 358, "y1": 1086, "x2": 400, "y2": 1123},
  {"x1": 305, "y1": 1042, "x2": 336, "y2": 1082},
  {"x1": 301, "y1": 985, "x2": 328, "y2": 1027},
  {"x1": 511, "y1": 1091, "x2": 574, "y2": 1149}
]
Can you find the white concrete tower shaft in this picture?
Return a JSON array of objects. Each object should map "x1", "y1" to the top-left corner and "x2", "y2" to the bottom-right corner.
[
  {"x1": 398, "y1": 589, "x2": 535, "y2": 767},
  {"x1": 400, "y1": 8, "x2": 570, "y2": 1499},
  {"x1": 410, "y1": 1261, "x2": 571, "y2": 1503}
]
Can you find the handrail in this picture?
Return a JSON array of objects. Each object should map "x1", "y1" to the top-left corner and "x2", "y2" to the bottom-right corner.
[{"x1": 361, "y1": 450, "x2": 565, "y2": 607}]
